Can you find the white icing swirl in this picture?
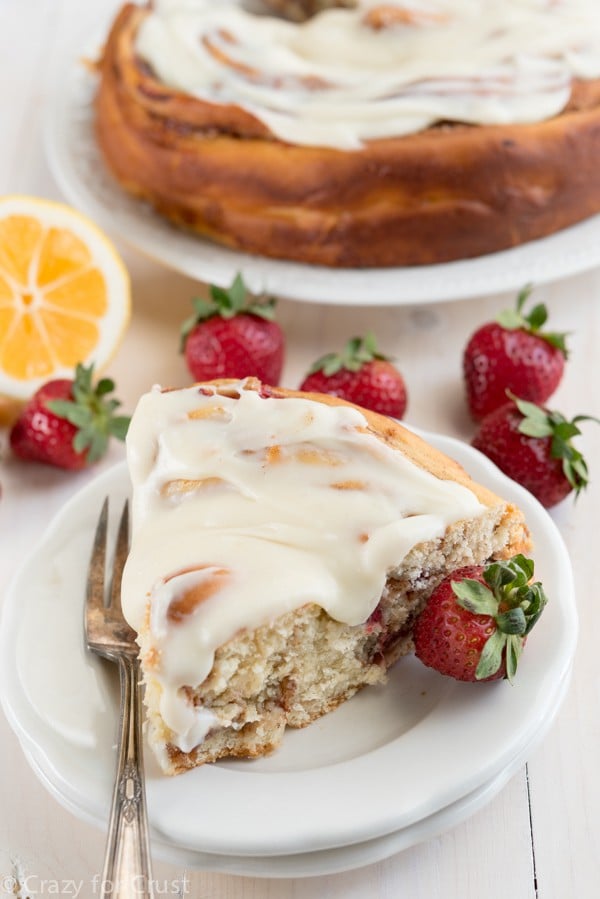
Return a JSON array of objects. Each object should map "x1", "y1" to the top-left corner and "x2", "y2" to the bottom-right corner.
[
  {"x1": 134, "y1": 0, "x2": 600, "y2": 149},
  {"x1": 121, "y1": 381, "x2": 484, "y2": 751}
]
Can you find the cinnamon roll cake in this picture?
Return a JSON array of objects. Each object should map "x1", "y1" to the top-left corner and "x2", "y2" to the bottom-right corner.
[
  {"x1": 121, "y1": 379, "x2": 530, "y2": 772},
  {"x1": 96, "y1": 1, "x2": 600, "y2": 268},
  {"x1": 262, "y1": 0, "x2": 355, "y2": 21}
]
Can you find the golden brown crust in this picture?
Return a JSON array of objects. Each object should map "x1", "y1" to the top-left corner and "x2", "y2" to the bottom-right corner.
[{"x1": 96, "y1": 4, "x2": 600, "y2": 268}]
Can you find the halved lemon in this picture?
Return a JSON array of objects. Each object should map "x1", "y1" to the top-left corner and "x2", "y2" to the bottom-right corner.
[{"x1": 0, "y1": 196, "x2": 130, "y2": 401}]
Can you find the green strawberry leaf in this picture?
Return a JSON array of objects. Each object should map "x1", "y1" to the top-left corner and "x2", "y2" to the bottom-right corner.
[
  {"x1": 324, "y1": 356, "x2": 345, "y2": 376},
  {"x1": 518, "y1": 419, "x2": 555, "y2": 438},
  {"x1": 526, "y1": 303, "x2": 548, "y2": 331},
  {"x1": 475, "y1": 629, "x2": 507, "y2": 680},
  {"x1": 483, "y1": 555, "x2": 534, "y2": 591},
  {"x1": 508, "y1": 393, "x2": 554, "y2": 437},
  {"x1": 509, "y1": 394, "x2": 599, "y2": 496},
  {"x1": 96, "y1": 377, "x2": 116, "y2": 396},
  {"x1": 496, "y1": 285, "x2": 568, "y2": 357},
  {"x1": 522, "y1": 583, "x2": 549, "y2": 633},
  {"x1": 73, "y1": 428, "x2": 93, "y2": 454},
  {"x1": 448, "y1": 555, "x2": 549, "y2": 682},
  {"x1": 364, "y1": 331, "x2": 379, "y2": 356},
  {"x1": 108, "y1": 416, "x2": 131, "y2": 440},
  {"x1": 552, "y1": 421, "x2": 582, "y2": 442},
  {"x1": 72, "y1": 363, "x2": 93, "y2": 402},
  {"x1": 194, "y1": 296, "x2": 221, "y2": 322},
  {"x1": 484, "y1": 558, "x2": 527, "y2": 591},
  {"x1": 510, "y1": 554, "x2": 535, "y2": 582},
  {"x1": 505, "y1": 635, "x2": 523, "y2": 683},
  {"x1": 452, "y1": 579, "x2": 498, "y2": 616},
  {"x1": 247, "y1": 297, "x2": 277, "y2": 321},
  {"x1": 572, "y1": 414, "x2": 600, "y2": 426},
  {"x1": 307, "y1": 352, "x2": 343, "y2": 377},
  {"x1": 542, "y1": 332, "x2": 569, "y2": 355},
  {"x1": 181, "y1": 274, "x2": 278, "y2": 349},
  {"x1": 496, "y1": 607, "x2": 527, "y2": 635},
  {"x1": 515, "y1": 283, "x2": 534, "y2": 314},
  {"x1": 87, "y1": 430, "x2": 109, "y2": 464},
  {"x1": 216, "y1": 272, "x2": 246, "y2": 312},
  {"x1": 46, "y1": 362, "x2": 130, "y2": 464},
  {"x1": 561, "y1": 453, "x2": 589, "y2": 495},
  {"x1": 306, "y1": 332, "x2": 389, "y2": 378},
  {"x1": 496, "y1": 308, "x2": 524, "y2": 330},
  {"x1": 47, "y1": 400, "x2": 92, "y2": 429},
  {"x1": 210, "y1": 284, "x2": 235, "y2": 309},
  {"x1": 570, "y1": 456, "x2": 589, "y2": 480}
]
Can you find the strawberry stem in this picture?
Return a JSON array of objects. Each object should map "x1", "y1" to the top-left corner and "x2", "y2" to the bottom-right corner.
[
  {"x1": 509, "y1": 393, "x2": 600, "y2": 497},
  {"x1": 307, "y1": 332, "x2": 388, "y2": 377},
  {"x1": 452, "y1": 555, "x2": 548, "y2": 682},
  {"x1": 47, "y1": 363, "x2": 129, "y2": 464},
  {"x1": 496, "y1": 285, "x2": 569, "y2": 357},
  {"x1": 180, "y1": 273, "x2": 276, "y2": 351}
]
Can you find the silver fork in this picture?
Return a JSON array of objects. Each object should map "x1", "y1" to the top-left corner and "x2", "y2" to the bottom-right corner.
[{"x1": 85, "y1": 498, "x2": 154, "y2": 899}]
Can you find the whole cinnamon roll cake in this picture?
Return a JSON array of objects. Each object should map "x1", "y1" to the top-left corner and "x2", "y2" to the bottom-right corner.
[{"x1": 96, "y1": 1, "x2": 600, "y2": 268}]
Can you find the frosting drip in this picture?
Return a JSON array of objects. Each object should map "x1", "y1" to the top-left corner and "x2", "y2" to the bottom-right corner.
[
  {"x1": 122, "y1": 381, "x2": 484, "y2": 750},
  {"x1": 134, "y1": 0, "x2": 600, "y2": 149}
]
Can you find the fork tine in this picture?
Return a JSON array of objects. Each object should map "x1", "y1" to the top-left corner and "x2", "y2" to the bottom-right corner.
[
  {"x1": 86, "y1": 496, "x2": 109, "y2": 623},
  {"x1": 109, "y1": 500, "x2": 130, "y2": 615}
]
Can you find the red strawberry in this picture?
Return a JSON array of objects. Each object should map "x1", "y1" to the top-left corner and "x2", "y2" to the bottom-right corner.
[
  {"x1": 299, "y1": 333, "x2": 407, "y2": 418},
  {"x1": 463, "y1": 285, "x2": 568, "y2": 421},
  {"x1": 9, "y1": 363, "x2": 129, "y2": 470},
  {"x1": 413, "y1": 556, "x2": 548, "y2": 683},
  {"x1": 472, "y1": 395, "x2": 598, "y2": 508},
  {"x1": 181, "y1": 274, "x2": 284, "y2": 384}
]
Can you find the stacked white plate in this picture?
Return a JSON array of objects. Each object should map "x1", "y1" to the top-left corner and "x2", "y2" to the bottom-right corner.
[{"x1": 0, "y1": 432, "x2": 576, "y2": 877}]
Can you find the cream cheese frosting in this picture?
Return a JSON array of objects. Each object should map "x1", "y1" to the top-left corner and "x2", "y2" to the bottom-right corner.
[
  {"x1": 121, "y1": 381, "x2": 485, "y2": 751},
  {"x1": 134, "y1": 0, "x2": 600, "y2": 150}
]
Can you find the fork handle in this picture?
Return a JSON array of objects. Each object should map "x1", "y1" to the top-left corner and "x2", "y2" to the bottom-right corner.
[{"x1": 101, "y1": 656, "x2": 153, "y2": 899}]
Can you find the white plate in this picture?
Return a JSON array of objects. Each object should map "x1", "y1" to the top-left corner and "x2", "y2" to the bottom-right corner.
[
  {"x1": 19, "y1": 700, "x2": 570, "y2": 879},
  {"x1": 45, "y1": 40, "x2": 600, "y2": 306},
  {"x1": 0, "y1": 432, "x2": 576, "y2": 860}
]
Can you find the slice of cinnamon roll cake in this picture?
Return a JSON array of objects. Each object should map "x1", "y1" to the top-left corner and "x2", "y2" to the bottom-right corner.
[{"x1": 121, "y1": 378, "x2": 530, "y2": 774}]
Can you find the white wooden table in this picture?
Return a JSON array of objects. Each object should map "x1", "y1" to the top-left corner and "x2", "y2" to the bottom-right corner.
[{"x1": 1, "y1": 1, "x2": 599, "y2": 896}]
